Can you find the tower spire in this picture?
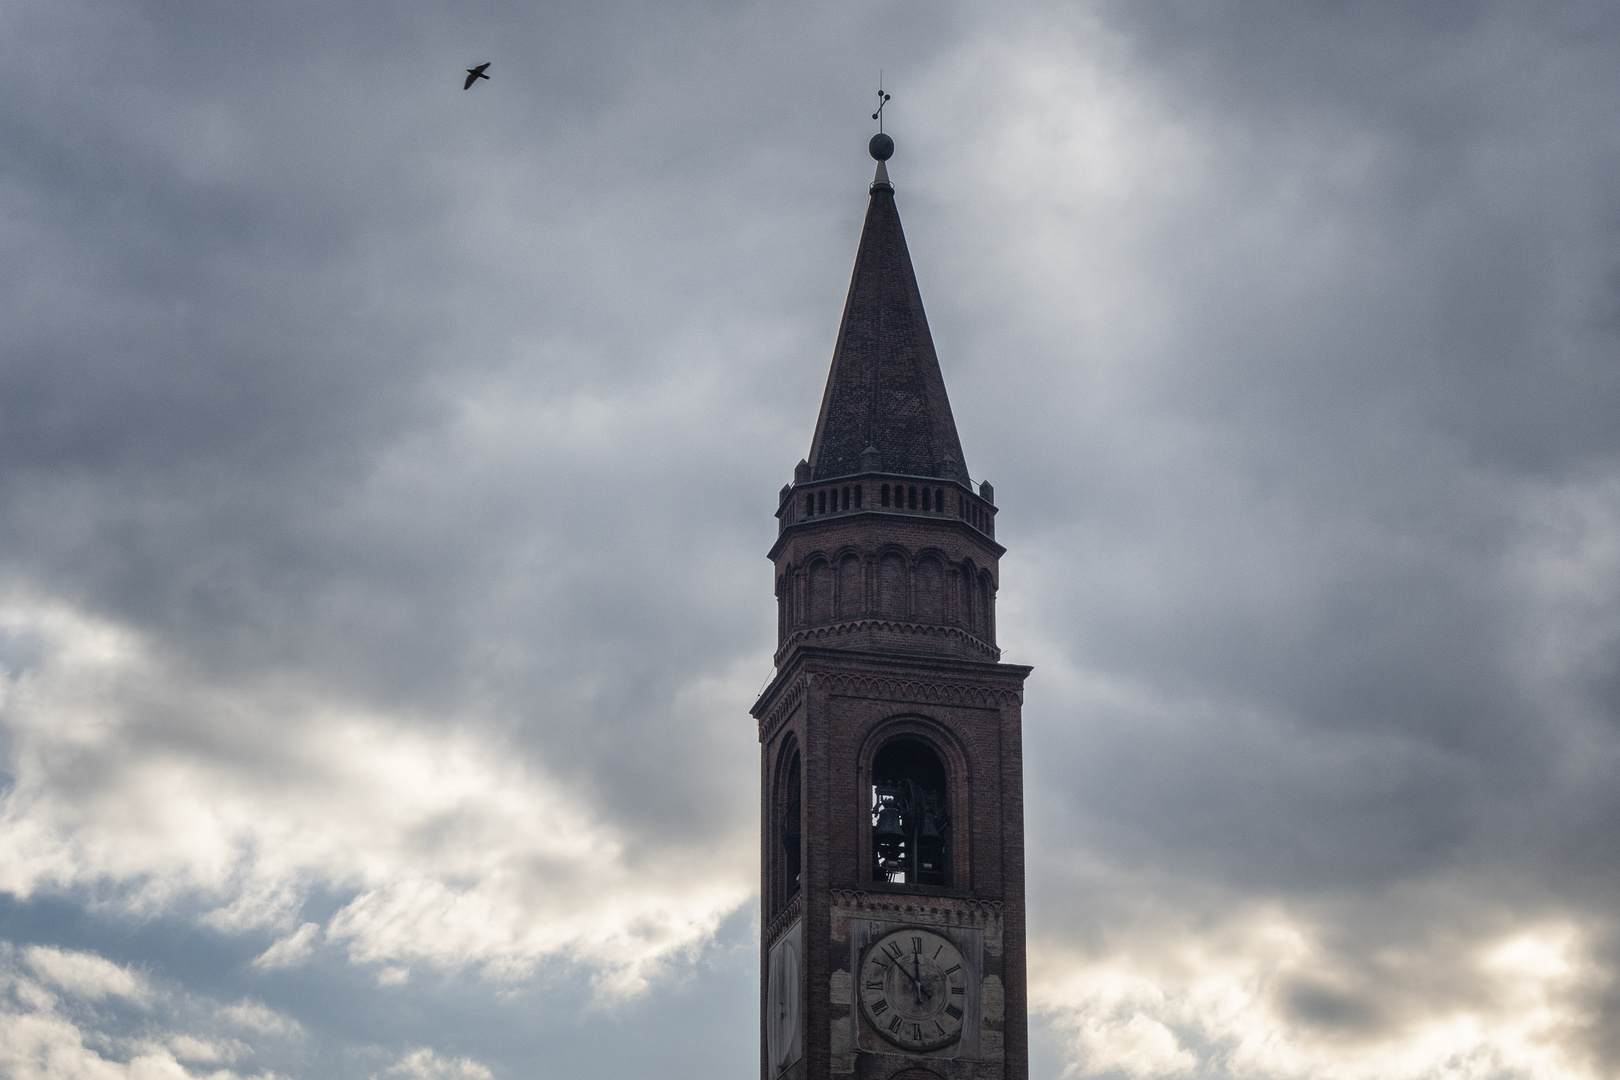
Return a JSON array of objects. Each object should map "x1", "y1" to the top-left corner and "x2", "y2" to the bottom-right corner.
[{"x1": 805, "y1": 135, "x2": 969, "y2": 484}]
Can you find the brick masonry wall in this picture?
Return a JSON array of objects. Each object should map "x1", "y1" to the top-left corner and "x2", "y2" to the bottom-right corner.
[
  {"x1": 770, "y1": 485, "x2": 1006, "y2": 668},
  {"x1": 756, "y1": 649, "x2": 1031, "y2": 1080}
]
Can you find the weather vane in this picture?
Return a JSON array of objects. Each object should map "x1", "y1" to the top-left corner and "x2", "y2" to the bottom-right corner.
[{"x1": 872, "y1": 73, "x2": 891, "y2": 132}]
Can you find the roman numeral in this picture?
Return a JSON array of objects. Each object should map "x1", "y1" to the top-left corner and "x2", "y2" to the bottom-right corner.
[
  {"x1": 870, "y1": 998, "x2": 888, "y2": 1016},
  {"x1": 943, "y1": 964, "x2": 961, "y2": 975},
  {"x1": 946, "y1": 1004, "x2": 963, "y2": 1020},
  {"x1": 912, "y1": 936, "x2": 922, "y2": 953},
  {"x1": 888, "y1": 1016, "x2": 902, "y2": 1033},
  {"x1": 911, "y1": 1023, "x2": 923, "y2": 1040},
  {"x1": 932, "y1": 945, "x2": 943, "y2": 959},
  {"x1": 883, "y1": 942, "x2": 903, "y2": 961},
  {"x1": 866, "y1": 980, "x2": 885, "y2": 990},
  {"x1": 951, "y1": 985, "x2": 964, "y2": 995}
]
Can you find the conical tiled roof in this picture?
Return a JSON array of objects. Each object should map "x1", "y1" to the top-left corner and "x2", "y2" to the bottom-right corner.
[{"x1": 805, "y1": 165, "x2": 968, "y2": 483}]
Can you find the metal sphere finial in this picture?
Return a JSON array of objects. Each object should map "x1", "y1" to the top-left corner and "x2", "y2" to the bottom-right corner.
[{"x1": 869, "y1": 133, "x2": 894, "y2": 161}]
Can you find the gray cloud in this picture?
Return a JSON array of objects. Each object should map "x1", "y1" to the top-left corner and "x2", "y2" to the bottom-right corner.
[{"x1": 2, "y1": 0, "x2": 1620, "y2": 1076}]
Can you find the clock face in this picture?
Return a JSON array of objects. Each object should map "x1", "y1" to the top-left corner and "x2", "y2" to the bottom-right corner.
[
  {"x1": 859, "y1": 928, "x2": 969, "y2": 1052},
  {"x1": 766, "y1": 922, "x2": 802, "y2": 1075}
]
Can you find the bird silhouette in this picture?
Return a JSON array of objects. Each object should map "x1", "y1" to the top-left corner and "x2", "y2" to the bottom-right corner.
[{"x1": 464, "y1": 62, "x2": 491, "y2": 89}]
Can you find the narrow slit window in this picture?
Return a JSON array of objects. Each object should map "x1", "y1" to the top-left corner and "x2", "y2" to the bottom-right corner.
[
  {"x1": 854, "y1": 485, "x2": 863, "y2": 508},
  {"x1": 882, "y1": 484, "x2": 890, "y2": 507},
  {"x1": 778, "y1": 749, "x2": 802, "y2": 906}
]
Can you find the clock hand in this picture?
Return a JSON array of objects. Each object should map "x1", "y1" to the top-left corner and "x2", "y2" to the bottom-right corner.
[{"x1": 912, "y1": 954, "x2": 924, "y2": 1006}]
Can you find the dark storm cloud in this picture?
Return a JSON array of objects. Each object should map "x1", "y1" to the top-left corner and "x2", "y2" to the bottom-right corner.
[
  {"x1": 0, "y1": 2, "x2": 975, "y2": 1075},
  {"x1": 3, "y1": 0, "x2": 1620, "y2": 1076},
  {"x1": 0, "y1": 0, "x2": 889, "y2": 804},
  {"x1": 914, "y1": 2, "x2": 1620, "y2": 1070},
  {"x1": 1005, "y1": 0, "x2": 1620, "y2": 887}
]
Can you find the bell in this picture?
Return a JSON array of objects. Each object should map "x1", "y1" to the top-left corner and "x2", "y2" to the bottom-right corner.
[
  {"x1": 874, "y1": 804, "x2": 905, "y2": 842},
  {"x1": 873, "y1": 803, "x2": 906, "y2": 872},
  {"x1": 920, "y1": 810, "x2": 944, "y2": 842}
]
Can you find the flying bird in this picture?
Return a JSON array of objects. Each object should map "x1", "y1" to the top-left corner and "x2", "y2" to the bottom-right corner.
[{"x1": 464, "y1": 62, "x2": 491, "y2": 89}]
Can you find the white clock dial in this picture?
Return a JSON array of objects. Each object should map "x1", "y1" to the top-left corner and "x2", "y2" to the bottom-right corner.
[
  {"x1": 859, "y1": 928, "x2": 968, "y2": 1051},
  {"x1": 766, "y1": 922, "x2": 802, "y2": 1075}
]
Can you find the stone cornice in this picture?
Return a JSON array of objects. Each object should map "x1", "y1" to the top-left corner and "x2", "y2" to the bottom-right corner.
[
  {"x1": 755, "y1": 674, "x2": 808, "y2": 743},
  {"x1": 767, "y1": 507, "x2": 1006, "y2": 561},
  {"x1": 755, "y1": 649, "x2": 1030, "y2": 728},
  {"x1": 755, "y1": 665, "x2": 1025, "y2": 743},
  {"x1": 829, "y1": 888, "x2": 1004, "y2": 928},
  {"x1": 774, "y1": 618, "x2": 1000, "y2": 667},
  {"x1": 819, "y1": 672, "x2": 1024, "y2": 708},
  {"x1": 765, "y1": 892, "x2": 803, "y2": 948}
]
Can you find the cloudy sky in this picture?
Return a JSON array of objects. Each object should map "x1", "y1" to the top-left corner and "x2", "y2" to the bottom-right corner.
[{"x1": 2, "y1": 1, "x2": 1619, "y2": 1077}]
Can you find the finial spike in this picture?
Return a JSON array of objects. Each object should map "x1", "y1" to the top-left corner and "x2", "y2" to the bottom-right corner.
[
  {"x1": 869, "y1": 74, "x2": 894, "y2": 183},
  {"x1": 873, "y1": 72, "x2": 891, "y2": 133}
]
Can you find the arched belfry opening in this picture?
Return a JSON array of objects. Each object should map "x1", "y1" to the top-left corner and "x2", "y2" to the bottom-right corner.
[
  {"x1": 774, "y1": 742, "x2": 802, "y2": 910},
  {"x1": 870, "y1": 736, "x2": 950, "y2": 887}
]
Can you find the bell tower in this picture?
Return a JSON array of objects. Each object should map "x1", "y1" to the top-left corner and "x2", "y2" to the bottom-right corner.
[{"x1": 755, "y1": 135, "x2": 1032, "y2": 1080}]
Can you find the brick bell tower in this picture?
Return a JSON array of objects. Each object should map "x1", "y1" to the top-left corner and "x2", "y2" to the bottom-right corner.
[{"x1": 754, "y1": 133, "x2": 1032, "y2": 1080}]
